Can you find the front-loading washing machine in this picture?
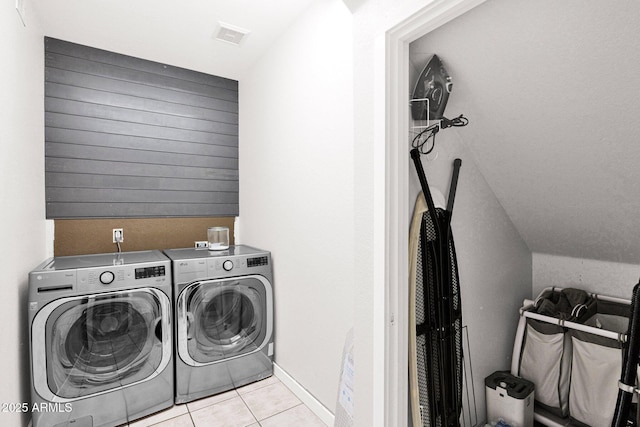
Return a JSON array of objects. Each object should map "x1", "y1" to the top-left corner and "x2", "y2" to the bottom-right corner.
[
  {"x1": 163, "y1": 245, "x2": 274, "y2": 404},
  {"x1": 28, "y1": 250, "x2": 173, "y2": 427}
]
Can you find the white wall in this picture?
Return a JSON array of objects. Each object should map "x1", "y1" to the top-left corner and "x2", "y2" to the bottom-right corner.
[
  {"x1": 0, "y1": 3, "x2": 46, "y2": 426},
  {"x1": 238, "y1": 0, "x2": 354, "y2": 414},
  {"x1": 533, "y1": 253, "x2": 640, "y2": 300}
]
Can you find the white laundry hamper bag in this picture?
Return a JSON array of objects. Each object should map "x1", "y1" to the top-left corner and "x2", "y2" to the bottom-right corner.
[
  {"x1": 518, "y1": 319, "x2": 572, "y2": 417},
  {"x1": 568, "y1": 299, "x2": 630, "y2": 427},
  {"x1": 569, "y1": 331, "x2": 622, "y2": 427}
]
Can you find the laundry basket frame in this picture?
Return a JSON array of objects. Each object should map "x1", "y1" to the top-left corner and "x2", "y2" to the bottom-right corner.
[{"x1": 510, "y1": 287, "x2": 631, "y2": 427}]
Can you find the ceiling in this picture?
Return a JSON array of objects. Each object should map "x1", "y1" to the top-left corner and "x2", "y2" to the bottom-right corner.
[
  {"x1": 30, "y1": 0, "x2": 640, "y2": 265},
  {"x1": 410, "y1": 0, "x2": 640, "y2": 265},
  {"x1": 30, "y1": 0, "x2": 317, "y2": 80}
]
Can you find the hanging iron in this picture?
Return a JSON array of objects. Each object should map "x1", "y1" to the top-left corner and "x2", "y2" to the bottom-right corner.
[
  {"x1": 410, "y1": 55, "x2": 468, "y2": 156},
  {"x1": 411, "y1": 54, "x2": 453, "y2": 121}
]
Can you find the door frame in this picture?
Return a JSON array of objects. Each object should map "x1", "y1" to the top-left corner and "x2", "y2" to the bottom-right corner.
[{"x1": 381, "y1": 1, "x2": 487, "y2": 425}]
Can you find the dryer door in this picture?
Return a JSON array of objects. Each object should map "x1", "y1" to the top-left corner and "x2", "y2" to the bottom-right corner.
[
  {"x1": 31, "y1": 288, "x2": 171, "y2": 402},
  {"x1": 177, "y1": 275, "x2": 273, "y2": 366}
]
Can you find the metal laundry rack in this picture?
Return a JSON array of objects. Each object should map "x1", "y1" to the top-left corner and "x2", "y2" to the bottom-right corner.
[{"x1": 510, "y1": 286, "x2": 640, "y2": 427}]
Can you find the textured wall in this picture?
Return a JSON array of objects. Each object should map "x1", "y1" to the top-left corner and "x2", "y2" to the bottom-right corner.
[
  {"x1": 533, "y1": 253, "x2": 639, "y2": 300},
  {"x1": 408, "y1": 0, "x2": 640, "y2": 265}
]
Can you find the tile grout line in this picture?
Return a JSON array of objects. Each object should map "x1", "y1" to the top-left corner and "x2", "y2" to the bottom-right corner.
[
  {"x1": 254, "y1": 402, "x2": 307, "y2": 426},
  {"x1": 146, "y1": 412, "x2": 187, "y2": 427},
  {"x1": 273, "y1": 364, "x2": 333, "y2": 426},
  {"x1": 237, "y1": 387, "x2": 262, "y2": 426},
  {"x1": 141, "y1": 376, "x2": 309, "y2": 427},
  {"x1": 183, "y1": 383, "x2": 272, "y2": 427},
  {"x1": 237, "y1": 380, "x2": 303, "y2": 426},
  {"x1": 186, "y1": 406, "x2": 196, "y2": 427}
]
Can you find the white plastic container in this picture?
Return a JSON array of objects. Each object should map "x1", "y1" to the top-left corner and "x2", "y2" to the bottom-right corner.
[{"x1": 485, "y1": 371, "x2": 534, "y2": 427}]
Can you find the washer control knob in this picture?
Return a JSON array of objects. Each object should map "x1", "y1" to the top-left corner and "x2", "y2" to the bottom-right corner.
[
  {"x1": 223, "y1": 260, "x2": 234, "y2": 271},
  {"x1": 100, "y1": 271, "x2": 115, "y2": 284}
]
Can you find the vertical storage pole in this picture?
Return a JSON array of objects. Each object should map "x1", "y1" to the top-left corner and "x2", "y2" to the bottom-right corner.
[{"x1": 612, "y1": 281, "x2": 640, "y2": 427}]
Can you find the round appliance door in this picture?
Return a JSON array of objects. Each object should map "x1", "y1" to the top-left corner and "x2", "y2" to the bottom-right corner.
[
  {"x1": 31, "y1": 288, "x2": 171, "y2": 402},
  {"x1": 177, "y1": 275, "x2": 273, "y2": 366}
]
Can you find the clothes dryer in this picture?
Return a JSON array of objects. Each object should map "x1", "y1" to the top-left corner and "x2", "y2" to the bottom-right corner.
[
  {"x1": 163, "y1": 245, "x2": 274, "y2": 404},
  {"x1": 28, "y1": 250, "x2": 173, "y2": 427}
]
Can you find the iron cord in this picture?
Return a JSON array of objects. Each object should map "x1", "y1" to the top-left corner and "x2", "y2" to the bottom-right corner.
[{"x1": 411, "y1": 114, "x2": 469, "y2": 155}]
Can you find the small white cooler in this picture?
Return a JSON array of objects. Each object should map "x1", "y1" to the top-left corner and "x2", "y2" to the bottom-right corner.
[{"x1": 485, "y1": 371, "x2": 534, "y2": 427}]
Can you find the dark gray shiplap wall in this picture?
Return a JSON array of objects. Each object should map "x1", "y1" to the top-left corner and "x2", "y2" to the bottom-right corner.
[{"x1": 45, "y1": 37, "x2": 239, "y2": 218}]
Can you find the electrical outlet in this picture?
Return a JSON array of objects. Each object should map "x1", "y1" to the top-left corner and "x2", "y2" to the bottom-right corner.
[
  {"x1": 195, "y1": 241, "x2": 208, "y2": 249},
  {"x1": 113, "y1": 228, "x2": 124, "y2": 243}
]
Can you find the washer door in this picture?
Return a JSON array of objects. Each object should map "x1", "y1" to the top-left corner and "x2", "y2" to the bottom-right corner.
[
  {"x1": 177, "y1": 275, "x2": 273, "y2": 366},
  {"x1": 31, "y1": 288, "x2": 171, "y2": 402}
]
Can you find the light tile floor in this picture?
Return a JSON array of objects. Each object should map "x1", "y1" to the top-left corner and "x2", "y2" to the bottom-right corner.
[{"x1": 123, "y1": 376, "x2": 329, "y2": 427}]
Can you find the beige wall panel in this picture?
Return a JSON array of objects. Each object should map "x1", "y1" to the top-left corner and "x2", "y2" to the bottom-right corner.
[{"x1": 54, "y1": 217, "x2": 235, "y2": 256}]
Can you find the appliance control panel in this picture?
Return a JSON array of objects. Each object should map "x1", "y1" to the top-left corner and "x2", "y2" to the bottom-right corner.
[
  {"x1": 87, "y1": 269, "x2": 125, "y2": 286},
  {"x1": 209, "y1": 257, "x2": 245, "y2": 273},
  {"x1": 247, "y1": 256, "x2": 269, "y2": 267},
  {"x1": 73, "y1": 261, "x2": 169, "y2": 292},
  {"x1": 204, "y1": 251, "x2": 271, "y2": 276},
  {"x1": 135, "y1": 265, "x2": 166, "y2": 279}
]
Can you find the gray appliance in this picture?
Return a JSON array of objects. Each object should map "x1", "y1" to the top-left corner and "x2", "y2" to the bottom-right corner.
[
  {"x1": 28, "y1": 250, "x2": 173, "y2": 427},
  {"x1": 163, "y1": 245, "x2": 274, "y2": 404}
]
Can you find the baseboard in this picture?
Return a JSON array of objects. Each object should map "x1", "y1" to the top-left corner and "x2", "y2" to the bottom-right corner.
[{"x1": 273, "y1": 363, "x2": 335, "y2": 426}]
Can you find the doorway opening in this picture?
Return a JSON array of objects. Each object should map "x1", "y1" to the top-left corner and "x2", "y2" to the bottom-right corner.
[{"x1": 381, "y1": 1, "x2": 488, "y2": 426}]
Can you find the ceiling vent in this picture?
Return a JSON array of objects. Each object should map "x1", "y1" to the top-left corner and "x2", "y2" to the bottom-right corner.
[{"x1": 215, "y1": 22, "x2": 250, "y2": 46}]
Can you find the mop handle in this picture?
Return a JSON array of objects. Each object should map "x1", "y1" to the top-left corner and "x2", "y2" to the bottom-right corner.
[{"x1": 612, "y1": 281, "x2": 640, "y2": 427}]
